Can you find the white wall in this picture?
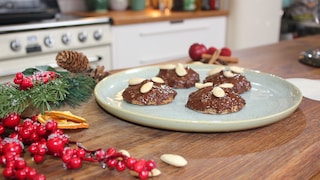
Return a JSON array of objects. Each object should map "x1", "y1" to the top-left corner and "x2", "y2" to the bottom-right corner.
[{"x1": 221, "y1": 0, "x2": 283, "y2": 50}]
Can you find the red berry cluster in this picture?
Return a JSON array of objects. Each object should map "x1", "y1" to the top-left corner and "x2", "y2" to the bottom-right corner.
[
  {"x1": 0, "y1": 113, "x2": 157, "y2": 180},
  {"x1": 0, "y1": 135, "x2": 46, "y2": 179},
  {"x1": 13, "y1": 71, "x2": 57, "y2": 90}
]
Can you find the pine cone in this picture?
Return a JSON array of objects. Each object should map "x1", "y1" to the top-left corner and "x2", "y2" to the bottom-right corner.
[
  {"x1": 56, "y1": 50, "x2": 90, "y2": 73},
  {"x1": 86, "y1": 65, "x2": 110, "y2": 82}
]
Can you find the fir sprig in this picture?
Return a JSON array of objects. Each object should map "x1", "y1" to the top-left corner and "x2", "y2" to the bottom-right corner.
[
  {"x1": 56, "y1": 74, "x2": 96, "y2": 107},
  {"x1": 27, "y1": 78, "x2": 69, "y2": 113},
  {"x1": 0, "y1": 84, "x2": 29, "y2": 117},
  {"x1": 0, "y1": 66, "x2": 96, "y2": 118}
]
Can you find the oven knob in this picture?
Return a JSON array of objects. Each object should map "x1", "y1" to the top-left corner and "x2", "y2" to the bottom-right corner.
[
  {"x1": 93, "y1": 29, "x2": 103, "y2": 40},
  {"x1": 61, "y1": 34, "x2": 71, "y2": 45},
  {"x1": 44, "y1": 36, "x2": 55, "y2": 47},
  {"x1": 10, "y1": 40, "x2": 21, "y2": 52},
  {"x1": 78, "y1": 31, "x2": 87, "y2": 42}
]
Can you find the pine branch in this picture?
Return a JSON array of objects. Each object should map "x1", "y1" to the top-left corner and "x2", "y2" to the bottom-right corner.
[
  {"x1": 0, "y1": 67, "x2": 96, "y2": 119},
  {"x1": 0, "y1": 84, "x2": 29, "y2": 118},
  {"x1": 58, "y1": 74, "x2": 96, "y2": 107},
  {"x1": 28, "y1": 78, "x2": 69, "y2": 114}
]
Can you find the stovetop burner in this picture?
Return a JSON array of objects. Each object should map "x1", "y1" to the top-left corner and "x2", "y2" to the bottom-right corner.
[{"x1": 0, "y1": 0, "x2": 60, "y2": 25}]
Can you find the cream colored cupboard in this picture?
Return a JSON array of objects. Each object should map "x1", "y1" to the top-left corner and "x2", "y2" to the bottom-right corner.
[{"x1": 111, "y1": 16, "x2": 227, "y2": 69}]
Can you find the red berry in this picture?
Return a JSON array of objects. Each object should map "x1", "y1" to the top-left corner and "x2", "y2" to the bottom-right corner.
[
  {"x1": 62, "y1": 154, "x2": 72, "y2": 163},
  {"x1": 145, "y1": 159, "x2": 157, "y2": 171},
  {"x1": 46, "y1": 137, "x2": 65, "y2": 157},
  {"x1": 45, "y1": 121, "x2": 57, "y2": 132},
  {"x1": 3, "y1": 167, "x2": 14, "y2": 178},
  {"x1": 2, "y1": 113, "x2": 21, "y2": 128},
  {"x1": 0, "y1": 124, "x2": 5, "y2": 134},
  {"x1": 28, "y1": 144, "x2": 38, "y2": 154},
  {"x1": 13, "y1": 78, "x2": 23, "y2": 85},
  {"x1": 207, "y1": 47, "x2": 218, "y2": 55},
  {"x1": 134, "y1": 159, "x2": 146, "y2": 173},
  {"x1": 220, "y1": 47, "x2": 232, "y2": 56},
  {"x1": 20, "y1": 78, "x2": 33, "y2": 90},
  {"x1": 15, "y1": 158, "x2": 27, "y2": 170},
  {"x1": 15, "y1": 72, "x2": 24, "y2": 80},
  {"x1": 15, "y1": 169, "x2": 27, "y2": 180},
  {"x1": 95, "y1": 149, "x2": 105, "y2": 161},
  {"x1": 76, "y1": 148, "x2": 86, "y2": 158},
  {"x1": 106, "y1": 158, "x2": 117, "y2": 168},
  {"x1": 69, "y1": 157, "x2": 82, "y2": 169},
  {"x1": 26, "y1": 167, "x2": 38, "y2": 179},
  {"x1": 126, "y1": 157, "x2": 137, "y2": 170},
  {"x1": 33, "y1": 154, "x2": 44, "y2": 163},
  {"x1": 3, "y1": 142, "x2": 23, "y2": 155},
  {"x1": 14, "y1": 73, "x2": 24, "y2": 85},
  {"x1": 116, "y1": 160, "x2": 126, "y2": 172},
  {"x1": 139, "y1": 170, "x2": 149, "y2": 180},
  {"x1": 106, "y1": 147, "x2": 117, "y2": 157},
  {"x1": 49, "y1": 71, "x2": 56, "y2": 79}
]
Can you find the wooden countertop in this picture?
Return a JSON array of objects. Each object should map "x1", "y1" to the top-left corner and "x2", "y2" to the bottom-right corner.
[
  {"x1": 72, "y1": 8, "x2": 228, "y2": 25},
  {"x1": 5, "y1": 35, "x2": 320, "y2": 179}
]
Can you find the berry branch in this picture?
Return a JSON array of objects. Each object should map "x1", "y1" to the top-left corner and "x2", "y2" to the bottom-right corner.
[{"x1": 0, "y1": 114, "x2": 158, "y2": 180}]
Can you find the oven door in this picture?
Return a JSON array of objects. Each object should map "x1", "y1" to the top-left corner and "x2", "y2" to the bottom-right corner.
[{"x1": 0, "y1": 46, "x2": 112, "y2": 83}]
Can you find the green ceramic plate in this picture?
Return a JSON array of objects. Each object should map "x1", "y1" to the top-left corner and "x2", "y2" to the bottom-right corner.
[{"x1": 94, "y1": 64, "x2": 302, "y2": 132}]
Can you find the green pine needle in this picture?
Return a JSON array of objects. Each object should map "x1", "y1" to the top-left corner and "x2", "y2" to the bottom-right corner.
[{"x1": 0, "y1": 67, "x2": 96, "y2": 118}]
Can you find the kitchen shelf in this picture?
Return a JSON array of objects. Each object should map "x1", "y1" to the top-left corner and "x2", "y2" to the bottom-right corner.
[{"x1": 72, "y1": 8, "x2": 228, "y2": 25}]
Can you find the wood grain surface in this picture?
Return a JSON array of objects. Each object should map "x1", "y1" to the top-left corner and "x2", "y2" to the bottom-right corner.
[{"x1": 3, "y1": 35, "x2": 320, "y2": 180}]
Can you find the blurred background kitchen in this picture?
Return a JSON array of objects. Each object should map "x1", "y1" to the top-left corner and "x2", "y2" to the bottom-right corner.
[{"x1": 0, "y1": 0, "x2": 319, "y2": 82}]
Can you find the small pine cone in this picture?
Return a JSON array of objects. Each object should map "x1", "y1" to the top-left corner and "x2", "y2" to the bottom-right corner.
[
  {"x1": 56, "y1": 50, "x2": 90, "y2": 73},
  {"x1": 87, "y1": 65, "x2": 110, "y2": 82}
]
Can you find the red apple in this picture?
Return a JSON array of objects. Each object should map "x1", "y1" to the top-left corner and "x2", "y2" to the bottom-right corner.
[
  {"x1": 207, "y1": 47, "x2": 218, "y2": 55},
  {"x1": 188, "y1": 43, "x2": 207, "y2": 61},
  {"x1": 220, "y1": 47, "x2": 232, "y2": 56}
]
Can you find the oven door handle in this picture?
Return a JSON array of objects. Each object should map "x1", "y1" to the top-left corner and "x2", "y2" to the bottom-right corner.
[
  {"x1": 0, "y1": 56, "x2": 102, "y2": 77},
  {"x1": 48, "y1": 56, "x2": 102, "y2": 68}
]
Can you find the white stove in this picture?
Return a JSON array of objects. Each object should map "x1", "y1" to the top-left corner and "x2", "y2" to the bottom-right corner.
[{"x1": 0, "y1": 15, "x2": 112, "y2": 83}]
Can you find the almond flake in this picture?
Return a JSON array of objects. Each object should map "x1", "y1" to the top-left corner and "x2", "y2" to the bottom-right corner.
[
  {"x1": 140, "y1": 82, "x2": 153, "y2": 93},
  {"x1": 175, "y1": 63, "x2": 188, "y2": 76},
  {"x1": 195, "y1": 82, "x2": 213, "y2": 89},
  {"x1": 118, "y1": 149, "x2": 130, "y2": 157},
  {"x1": 219, "y1": 83, "x2": 234, "y2": 88},
  {"x1": 207, "y1": 66, "x2": 225, "y2": 75},
  {"x1": 212, "y1": 86, "x2": 225, "y2": 97},
  {"x1": 223, "y1": 70, "x2": 235, "y2": 78},
  {"x1": 230, "y1": 66, "x2": 244, "y2": 74},
  {"x1": 151, "y1": 77, "x2": 164, "y2": 83},
  {"x1": 128, "y1": 78, "x2": 146, "y2": 85},
  {"x1": 149, "y1": 168, "x2": 161, "y2": 177},
  {"x1": 159, "y1": 64, "x2": 176, "y2": 70},
  {"x1": 160, "y1": 154, "x2": 188, "y2": 167}
]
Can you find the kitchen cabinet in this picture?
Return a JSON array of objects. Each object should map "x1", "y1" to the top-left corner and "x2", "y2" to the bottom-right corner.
[{"x1": 111, "y1": 16, "x2": 226, "y2": 69}]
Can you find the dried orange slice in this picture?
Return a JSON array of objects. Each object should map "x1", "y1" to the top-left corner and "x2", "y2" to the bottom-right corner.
[{"x1": 37, "y1": 111, "x2": 89, "y2": 129}]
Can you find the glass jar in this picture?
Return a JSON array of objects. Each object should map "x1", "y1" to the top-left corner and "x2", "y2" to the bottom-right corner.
[
  {"x1": 110, "y1": 0, "x2": 128, "y2": 11},
  {"x1": 183, "y1": 0, "x2": 195, "y2": 11}
]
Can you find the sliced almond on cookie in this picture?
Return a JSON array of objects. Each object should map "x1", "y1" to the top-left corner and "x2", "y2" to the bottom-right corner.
[
  {"x1": 212, "y1": 87, "x2": 225, "y2": 98},
  {"x1": 140, "y1": 82, "x2": 154, "y2": 93},
  {"x1": 128, "y1": 78, "x2": 146, "y2": 85},
  {"x1": 175, "y1": 63, "x2": 187, "y2": 76}
]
